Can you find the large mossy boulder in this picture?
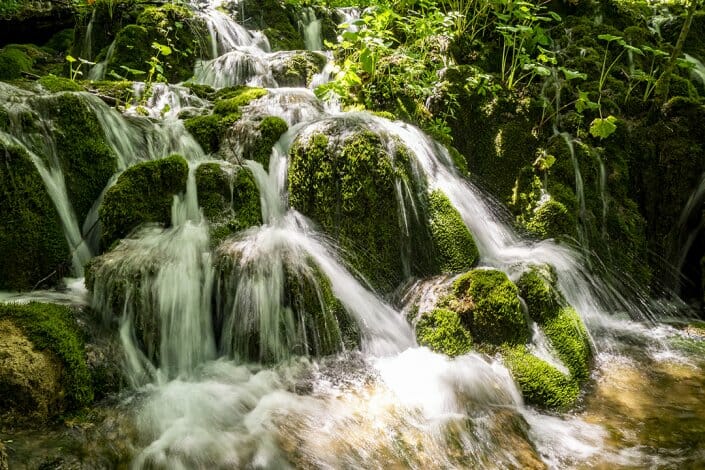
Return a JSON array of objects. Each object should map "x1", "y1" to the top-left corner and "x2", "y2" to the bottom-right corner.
[
  {"x1": 0, "y1": 45, "x2": 33, "y2": 80},
  {"x1": 427, "y1": 190, "x2": 479, "y2": 274},
  {"x1": 288, "y1": 129, "x2": 421, "y2": 291},
  {"x1": 0, "y1": 142, "x2": 69, "y2": 290},
  {"x1": 270, "y1": 51, "x2": 327, "y2": 87},
  {"x1": 241, "y1": 0, "x2": 304, "y2": 51},
  {"x1": 99, "y1": 155, "x2": 188, "y2": 248},
  {"x1": 0, "y1": 302, "x2": 93, "y2": 423},
  {"x1": 106, "y1": 3, "x2": 207, "y2": 83}
]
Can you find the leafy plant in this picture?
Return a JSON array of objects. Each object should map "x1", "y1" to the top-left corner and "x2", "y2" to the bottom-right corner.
[{"x1": 65, "y1": 55, "x2": 95, "y2": 81}]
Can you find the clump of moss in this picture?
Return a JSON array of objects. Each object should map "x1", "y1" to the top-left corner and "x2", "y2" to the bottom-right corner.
[
  {"x1": 452, "y1": 269, "x2": 529, "y2": 345},
  {"x1": 517, "y1": 265, "x2": 592, "y2": 382},
  {"x1": 85, "y1": 80, "x2": 135, "y2": 104},
  {"x1": 428, "y1": 190, "x2": 478, "y2": 273},
  {"x1": 0, "y1": 302, "x2": 93, "y2": 410},
  {"x1": 37, "y1": 75, "x2": 83, "y2": 93},
  {"x1": 214, "y1": 86, "x2": 268, "y2": 110},
  {"x1": 0, "y1": 142, "x2": 69, "y2": 290},
  {"x1": 185, "y1": 114, "x2": 223, "y2": 154},
  {"x1": 416, "y1": 307, "x2": 473, "y2": 357},
  {"x1": 241, "y1": 0, "x2": 304, "y2": 51},
  {"x1": 502, "y1": 345, "x2": 580, "y2": 409},
  {"x1": 525, "y1": 198, "x2": 572, "y2": 239},
  {"x1": 272, "y1": 51, "x2": 327, "y2": 87},
  {"x1": 251, "y1": 116, "x2": 288, "y2": 166},
  {"x1": 99, "y1": 154, "x2": 188, "y2": 248},
  {"x1": 0, "y1": 45, "x2": 32, "y2": 80}
]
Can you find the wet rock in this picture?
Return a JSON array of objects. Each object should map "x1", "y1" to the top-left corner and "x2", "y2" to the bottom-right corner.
[{"x1": 0, "y1": 319, "x2": 64, "y2": 424}]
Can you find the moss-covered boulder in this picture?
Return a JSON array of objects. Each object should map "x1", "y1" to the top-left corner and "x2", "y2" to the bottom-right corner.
[
  {"x1": 0, "y1": 141, "x2": 69, "y2": 290},
  {"x1": 184, "y1": 86, "x2": 268, "y2": 155},
  {"x1": 270, "y1": 51, "x2": 327, "y2": 87},
  {"x1": 241, "y1": 0, "x2": 304, "y2": 51},
  {"x1": 288, "y1": 128, "x2": 426, "y2": 291},
  {"x1": 226, "y1": 115, "x2": 288, "y2": 166},
  {"x1": 0, "y1": 302, "x2": 93, "y2": 423},
  {"x1": 428, "y1": 190, "x2": 479, "y2": 273},
  {"x1": 195, "y1": 162, "x2": 262, "y2": 244},
  {"x1": 28, "y1": 93, "x2": 118, "y2": 221},
  {"x1": 214, "y1": 246, "x2": 359, "y2": 362},
  {"x1": 502, "y1": 345, "x2": 580, "y2": 409},
  {"x1": 0, "y1": 45, "x2": 33, "y2": 80},
  {"x1": 0, "y1": 0, "x2": 76, "y2": 47},
  {"x1": 99, "y1": 155, "x2": 188, "y2": 248},
  {"x1": 106, "y1": 3, "x2": 207, "y2": 83}
]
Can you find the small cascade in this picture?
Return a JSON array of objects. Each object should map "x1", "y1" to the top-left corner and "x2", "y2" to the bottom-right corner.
[
  {"x1": 87, "y1": 39, "x2": 116, "y2": 81},
  {"x1": 300, "y1": 7, "x2": 323, "y2": 51},
  {"x1": 129, "y1": 82, "x2": 209, "y2": 120},
  {"x1": 91, "y1": 164, "x2": 215, "y2": 384},
  {"x1": 194, "y1": 50, "x2": 277, "y2": 88},
  {"x1": 195, "y1": 0, "x2": 270, "y2": 56}
]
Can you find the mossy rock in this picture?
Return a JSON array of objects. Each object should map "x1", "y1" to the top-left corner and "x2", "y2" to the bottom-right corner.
[
  {"x1": 288, "y1": 129, "x2": 425, "y2": 291},
  {"x1": 502, "y1": 345, "x2": 580, "y2": 409},
  {"x1": 213, "y1": 86, "x2": 268, "y2": 112},
  {"x1": 253, "y1": 116, "x2": 287, "y2": 166},
  {"x1": 415, "y1": 307, "x2": 473, "y2": 357},
  {"x1": 37, "y1": 75, "x2": 83, "y2": 93},
  {"x1": 185, "y1": 114, "x2": 223, "y2": 154},
  {"x1": 517, "y1": 265, "x2": 592, "y2": 382},
  {"x1": 451, "y1": 269, "x2": 529, "y2": 346},
  {"x1": 242, "y1": 0, "x2": 304, "y2": 51},
  {"x1": 195, "y1": 162, "x2": 262, "y2": 241},
  {"x1": 0, "y1": 45, "x2": 33, "y2": 80},
  {"x1": 428, "y1": 190, "x2": 478, "y2": 274},
  {"x1": 215, "y1": 249, "x2": 357, "y2": 362},
  {"x1": 85, "y1": 80, "x2": 135, "y2": 104},
  {"x1": 106, "y1": 3, "x2": 207, "y2": 83},
  {"x1": 0, "y1": 141, "x2": 69, "y2": 290},
  {"x1": 28, "y1": 92, "x2": 118, "y2": 222},
  {"x1": 271, "y1": 51, "x2": 327, "y2": 87},
  {"x1": 0, "y1": 302, "x2": 93, "y2": 420},
  {"x1": 99, "y1": 154, "x2": 188, "y2": 248}
]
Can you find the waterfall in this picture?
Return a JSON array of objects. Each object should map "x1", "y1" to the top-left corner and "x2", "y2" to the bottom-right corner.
[{"x1": 301, "y1": 7, "x2": 323, "y2": 51}]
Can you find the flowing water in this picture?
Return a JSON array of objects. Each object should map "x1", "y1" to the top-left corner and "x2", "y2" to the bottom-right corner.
[{"x1": 2, "y1": 2, "x2": 704, "y2": 469}]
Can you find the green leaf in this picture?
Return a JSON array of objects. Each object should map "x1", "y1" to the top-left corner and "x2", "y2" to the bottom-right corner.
[
  {"x1": 533, "y1": 152, "x2": 556, "y2": 172},
  {"x1": 589, "y1": 115, "x2": 618, "y2": 139},
  {"x1": 152, "y1": 42, "x2": 172, "y2": 56},
  {"x1": 598, "y1": 34, "x2": 622, "y2": 42},
  {"x1": 65, "y1": 55, "x2": 76, "y2": 63},
  {"x1": 560, "y1": 67, "x2": 587, "y2": 81}
]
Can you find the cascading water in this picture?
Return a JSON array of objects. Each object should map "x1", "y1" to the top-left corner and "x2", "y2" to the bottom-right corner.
[{"x1": 300, "y1": 7, "x2": 323, "y2": 51}]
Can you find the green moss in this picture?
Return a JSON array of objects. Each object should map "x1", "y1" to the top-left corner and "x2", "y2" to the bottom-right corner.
[
  {"x1": 544, "y1": 307, "x2": 591, "y2": 382},
  {"x1": 0, "y1": 302, "x2": 93, "y2": 410},
  {"x1": 517, "y1": 265, "x2": 592, "y2": 382},
  {"x1": 515, "y1": 265, "x2": 560, "y2": 323},
  {"x1": 0, "y1": 142, "x2": 69, "y2": 290},
  {"x1": 0, "y1": 45, "x2": 32, "y2": 80},
  {"x1": 252, "y1": 116, "x2": 288, "y2": 166},
  {"x1": 428, "y1": 190, "x2": 478, "y2": 274},
  {"x1": 502, "y1": 345, "x2": 580, "y2": 409},
  {"x1": 272, "y1": 51, "x2": 327, "y2": 87},
  {"x1": 213, "y1": 86, "x2": 268, "y2": 114},
  {"x1": 37, "y1": 75, "x2": 83, "y2": 93},
  {"x1": 416, "y1": 308, "x2": 473, "y2": 357},
  {"x1": 525, "y1": 198, "x2": 573, "y2": 239},
  {"x1": 185, "y1": 114, "x2": 223, "y2": 154},
  {"x1": 85, "y1": 80, "x2": 135, "y2": 103},
  {"x1": 195, "y1": 162, "x2": 231, "y2": 220},
  {"x1": 99, "y1": 155, "x2": 188, "y2": 248},
  {"x1": 241, "y1": 0, "x2": 304, "y2": 51},
  {"x1": 230, "y1": 167, "x2": 262, "y2": 231},
  {"x1": 452, "y1": 269, "x2": 529, "y2": 345},
  {"x1": 43, "y1": 28, "x2": 75, "y2": 54}
]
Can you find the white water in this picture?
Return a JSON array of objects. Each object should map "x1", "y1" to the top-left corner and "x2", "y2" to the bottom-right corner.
[{"x1": 300, "y1": 7, "x2": 323, "y2": 51}]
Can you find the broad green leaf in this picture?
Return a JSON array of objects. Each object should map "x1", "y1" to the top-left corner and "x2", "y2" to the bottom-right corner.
[
  {"x1": 598, "y1": 34, "x2": 622, "y2": 42},
  {"x1": 560, "y1": 67, "x2": 587, "y2": 81},
  {"x1": 65, "y1": 55, "x2": 76, "y2": 63},
  {"x1": 152, "y1": 42, "x2": 172, "y2": 56},
  {"x1": 589, "y1": 115, "x2": 618, "y2": 139}
]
